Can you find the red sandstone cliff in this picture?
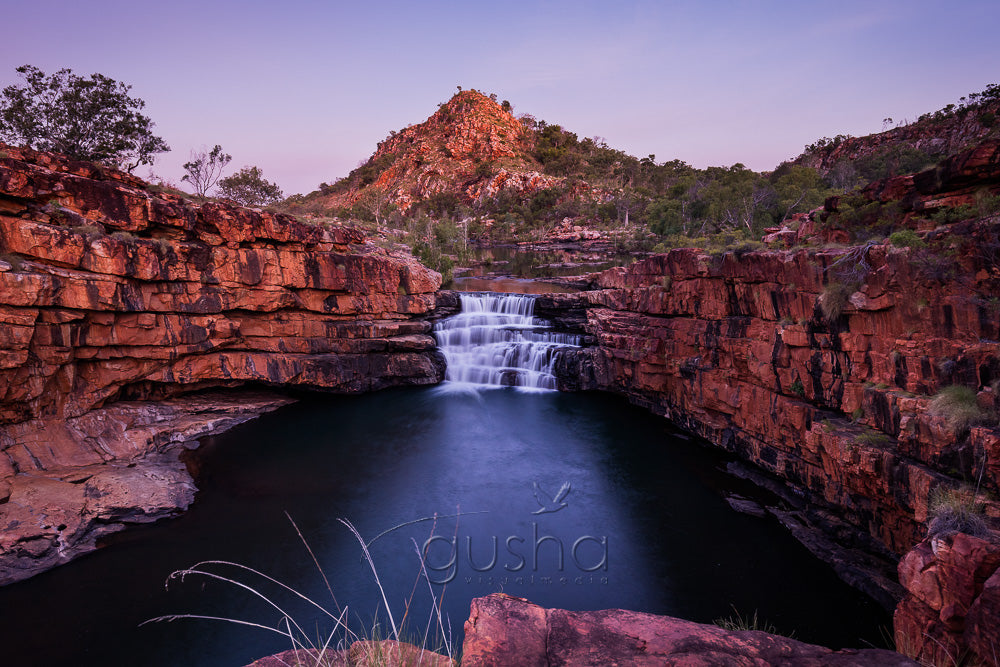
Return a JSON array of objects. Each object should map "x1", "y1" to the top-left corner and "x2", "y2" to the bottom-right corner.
[
  {"x1": 541, "y1": 140, "x2": 1000, "y2": 664},
  {"x1": 0, "y1": 144, "x2": 444, "y2": 583}
]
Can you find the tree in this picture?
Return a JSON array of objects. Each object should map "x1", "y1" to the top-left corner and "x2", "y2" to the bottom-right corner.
[
  {"x1": 0, "y1": 65, "x2": 169, "y2": 171},
  {"x1": 217, "y1": 166, "x2": 283, "y2": 207},
  {"x1": 181, "y1": 144, "x2": 231, "y2": 196}
]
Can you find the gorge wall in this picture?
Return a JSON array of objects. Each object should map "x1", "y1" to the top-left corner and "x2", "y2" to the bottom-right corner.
[
  {"x1": 0, "y1": 144, "x2": 444, "y2": 583},
  {"x1": 541, "y1": 142, "x2": 1000, "y2": 664}
]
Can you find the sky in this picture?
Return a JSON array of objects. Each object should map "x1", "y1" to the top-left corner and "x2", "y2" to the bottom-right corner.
[{"x1": 2, "y1": 0, "x2": 999, "y2": 197}]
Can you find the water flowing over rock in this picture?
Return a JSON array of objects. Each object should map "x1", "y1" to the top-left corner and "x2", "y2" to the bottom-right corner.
[{"x1": 433, "y1": 292, "x2": 579, "y2": 389}]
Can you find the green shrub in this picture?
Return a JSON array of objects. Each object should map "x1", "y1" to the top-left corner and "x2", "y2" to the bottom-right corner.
[
  {"x1": 974, "y1": 190, "x2": 1000, "y2": 217},
  {"x1": 930, "y1": 204, "x2": 977, "y2": 225},
  {"x1": 790, "y1": 378, "x2": 805, "y2": 397},
  {"x1": 929, "y1": 385, "x2": 995, "y2": 433},
  {"x1": 110, "y1": 230, "x2": 137, "y2": 244},
  {"x1": 75, "y1": 224, "x2": 104, "y2": 236},
  {"x1": 927, "y1": 486, "x2": 988, "y2": 539},
  {"x1": 855, "y1": 431, "x2": 891, "y2": 447},
  {"x1": 888, "y1": 229, "x2": 926, "y2": 249}
]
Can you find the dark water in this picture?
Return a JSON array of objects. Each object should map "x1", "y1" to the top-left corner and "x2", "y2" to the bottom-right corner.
[{"x1": 0, "y1": 388, "x2": 889, "y2": 666}]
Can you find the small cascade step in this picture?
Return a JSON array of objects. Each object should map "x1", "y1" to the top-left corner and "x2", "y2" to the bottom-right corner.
[{"x1": 433, "y1": 293, "x2": 580, "y2": 390}]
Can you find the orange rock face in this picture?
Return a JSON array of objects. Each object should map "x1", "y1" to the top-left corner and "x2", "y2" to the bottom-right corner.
[
  {"x1": 572, "y1": 242, "x2": 999, "y2": 558},
  {"x1": 315, "y1": 90, "x2": 574, "y2": 212},
  {"x1": 0, "y1": 144, "x2": 445, "y2": 427},
  {"x1": 0, "y1": 145, "x2": 446, "y2": 583},
  {"x1": 894, "y1": 533, "x2": 1000, "y2": 666},
  {"x1": 549, "y1": 215, "x2": 1000, "y2": 660}
]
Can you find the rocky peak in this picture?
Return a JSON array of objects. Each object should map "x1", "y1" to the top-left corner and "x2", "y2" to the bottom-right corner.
[
  {"x1": 388, "y1": 89, "x2": 530, "y2": 165},
  {"x1": 314, "y1": 90, "x2": 559, "y2": 214}
]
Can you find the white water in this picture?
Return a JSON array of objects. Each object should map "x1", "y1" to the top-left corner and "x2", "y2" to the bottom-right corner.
[{"x1": 433, "y1": 293, "x2": 580, "y2": 390}]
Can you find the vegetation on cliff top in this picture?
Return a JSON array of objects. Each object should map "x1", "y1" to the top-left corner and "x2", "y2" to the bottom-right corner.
[
  {"x1": 274, "y1": 83, "x2": 1000, "y2": 281},
  {"x1": 0, "y1": 65, "x2": 169, "y2": 172},
  {"x1": 3, "y1": 63, "x2": 998, "y2": 286}
]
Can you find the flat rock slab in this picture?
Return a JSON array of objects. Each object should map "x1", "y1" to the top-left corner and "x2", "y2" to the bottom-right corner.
[
  {"x1": 461, "y1": 593, "x2": 917, "y2": 666},
  {"x1": 0, "y1": 391, "x2": 294, "y2": 585}
]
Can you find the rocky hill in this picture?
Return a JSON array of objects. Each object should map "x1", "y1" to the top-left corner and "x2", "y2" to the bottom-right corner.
[
  {"x1": 290, "y1": 84, "x2": 1000, "y2": 256},
  {"x1": 307, "y1": 90, "x2": 568, "y2": 216},
  {"x1": 794, "y1": 86, "x2": 1000, "y2": 189}
]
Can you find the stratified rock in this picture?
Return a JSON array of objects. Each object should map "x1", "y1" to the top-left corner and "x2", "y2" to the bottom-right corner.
[
  {"x1": 0, "y1": 143, "x2": 444, "y2": 426},
  {"x1": 0, "y1": 391, "x2": 293, "y2": 585},
  {"x1": 894, "y1": 532, "x2": 1000, "y2": 666},
  {"x1": 461, "y1": 593, "x2": 915, "y2": 666},
  {"x1": 567, "y1": 237, "x2": 1000, "y2": 560},
  {"x1": 0, "y1": 145, "x2": 448, "y2": 583}
]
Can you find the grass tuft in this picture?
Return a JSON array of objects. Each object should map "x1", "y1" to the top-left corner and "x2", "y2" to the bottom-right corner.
[
  {"x1": 713, "y1": 606, "x2": 790, "y2": 637},
  {"x1": 929, "y1": 385, "x2": 995, "y2": 433},
  {"x1": 927, "y1": 486, "x2": 989, "y2": 539},
  {"x1": 819, "y1": 282, "x2": 854, "y2": 321},
  {"x1": 144, "y1": 514, "x2": 459, "y2": 666}
]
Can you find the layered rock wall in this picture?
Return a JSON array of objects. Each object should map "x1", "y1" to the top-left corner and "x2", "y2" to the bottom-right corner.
[
  {"x1": 0, "y1": 144, "x2": 444, "y2": 427},
  {"x1": 0, "y1": 145, "x2": 445, "y2": 582},
  {"x1": 548, "y1": 211, "x2": 1000, "y2": 660},
  {"x1": 568, "y1": 242, "x2": 999, "y2": 558}
]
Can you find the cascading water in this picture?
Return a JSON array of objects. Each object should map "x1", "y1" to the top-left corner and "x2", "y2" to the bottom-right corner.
[{"x1": 433, "y1": 292, "x2": 580, "y2": 390}]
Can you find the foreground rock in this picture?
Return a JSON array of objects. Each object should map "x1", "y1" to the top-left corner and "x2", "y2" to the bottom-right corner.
[
  {"x1": 246, "y1": 594, "x2": 911, "y2": 666},
  {"x1": 246, "y1": 640, "x2": 455, "y2": 667},
  {"x1": 0, "y1": 391, "x2": 292, "y2": 585},
  {"x1": 460, "y1": 593, "x2": 914, "y2": 666}
]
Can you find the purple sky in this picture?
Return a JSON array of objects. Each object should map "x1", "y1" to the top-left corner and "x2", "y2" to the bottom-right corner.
[{"x1": 3, "y1": 1, "x2": 999, "y2": 196}]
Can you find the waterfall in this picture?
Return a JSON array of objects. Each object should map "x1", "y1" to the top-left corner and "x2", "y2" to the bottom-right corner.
[{"x1": 433, "y1": 293, "x2": 580, "y2": 390}]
